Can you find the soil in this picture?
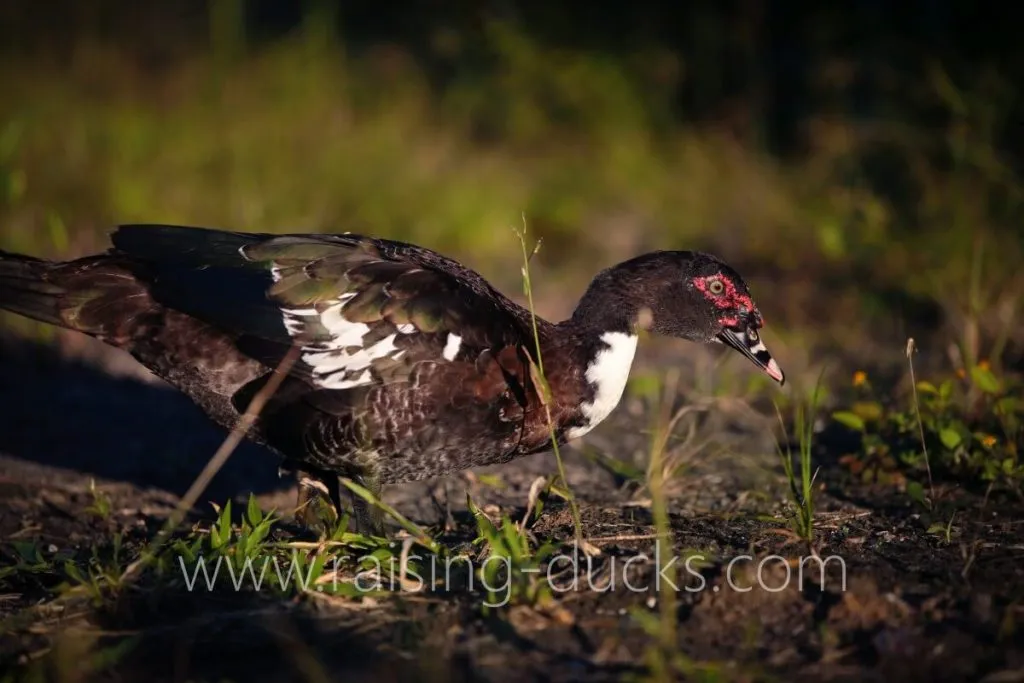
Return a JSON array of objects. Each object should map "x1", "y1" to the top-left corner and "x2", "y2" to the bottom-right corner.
[{"x1": 1, "y1": 334, "x2": 1023, "y2": 683}]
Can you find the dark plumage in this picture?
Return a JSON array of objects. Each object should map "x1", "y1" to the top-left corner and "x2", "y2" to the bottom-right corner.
[{"x1": 0, "y1": 225, "x2": 784, "y2": 534}]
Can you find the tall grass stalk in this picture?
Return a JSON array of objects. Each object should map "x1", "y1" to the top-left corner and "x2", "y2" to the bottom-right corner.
[
  {"x1": 906, "y1": 338, "x2": 936, "y2": 503},
  {"x1": 513, "y1": 221, "x2": 584, "y2": 548},
  {"x1": 645, "y1": 366, "x2": 682, "y2": 680},
  {"x1": 773, "y1": 371, "x2": 823, "y2": 547}
]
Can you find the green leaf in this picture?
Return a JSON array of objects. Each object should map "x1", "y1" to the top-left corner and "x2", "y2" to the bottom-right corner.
[
  {"x1": 832, "y1": 410, "x2": 866, "y2": 432},
  {"x1": 246, "y1": 494, "x2": 263, "y2": 528},
  {"x1": 12, "y1": 541, "x2": 42, "y2": 565},
  {"x1": 995, "y1": 396, "x2": 1019, "y2": 415},
  {"x1": 212, "y1": 500, "x2": 233, "y2": 550},
  {"x1": 628, "y1": 373, "x2": 662, "y2": 400},
  {"x1": 939, "y1": 427, "x2": 962, "y2": 450},
  {"x1": 374, "y1": 547, "x2": 395, "y2": 562},
  {"x1": 916, "y1": 381, "x2": 939, "y2": 395},
  {"x1": 630, "y1": 606, "x2": 662, "y2": 637},
  {"x1": 851, "y1": 401, "x2": 884, "y2": 422},
  {"x1": 971, "y1": 365, "x2": 1002, "y2": 394},
  {"x1": 63, "y1": 560, "x2": 86, "y2": 584},
  {"x1": 475, "y1": 473, "x2": 506, "y2": 489},
  {"x1": 906, "y1": 481, "x2": 929, "y2": 508}
]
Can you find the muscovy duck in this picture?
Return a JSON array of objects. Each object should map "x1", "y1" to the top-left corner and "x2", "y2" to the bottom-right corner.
[{"x1": 0, "y1": 225, "x2": 784, "y2": 534}]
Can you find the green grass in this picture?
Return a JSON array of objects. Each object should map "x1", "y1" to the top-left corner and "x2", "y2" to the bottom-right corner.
[
  {"x1": 467, "y1": 495, "x2": 558, "y2": 614},
  {"x1": 1, "y1": 29, "x2": 1021, "y2": 356},
  {"x1": 83, "y1": 479, "x2": 113, "y2": 521},
  {"x1": 773, "y1": 375, "x2": 824, "y2": 546},
  {"x1": 637, "y1": 367, "x2": 683, "y2": 683}
]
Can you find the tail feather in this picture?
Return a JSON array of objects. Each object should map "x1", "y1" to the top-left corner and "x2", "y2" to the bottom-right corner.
[
  {"x1": 0, "y1": 250, "x2": 154, "y2": 342},
  {"x1": 0, "y1": 250, "x2": 66, "y2": 327}
]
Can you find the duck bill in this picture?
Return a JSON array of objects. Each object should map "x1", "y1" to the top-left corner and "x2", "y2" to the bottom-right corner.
[{"x1": 717, "y1": 327, "x2": 785, "y2": 385}]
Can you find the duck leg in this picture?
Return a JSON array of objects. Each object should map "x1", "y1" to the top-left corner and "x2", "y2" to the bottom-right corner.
[
  {"x1": 286, "y1": 464, "x2": 338, "y2": 534},
  {"x1": 348, "y1": 472, "x2": 385, "y2": 537},
  {"x1": 284, "y1": 460, "x2": 385, "y2": 537}
]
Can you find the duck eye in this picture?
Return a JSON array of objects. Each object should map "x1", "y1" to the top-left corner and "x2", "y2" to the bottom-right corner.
[{"x1": 708, "y1": 279, "x2": 725, "y2": 295}]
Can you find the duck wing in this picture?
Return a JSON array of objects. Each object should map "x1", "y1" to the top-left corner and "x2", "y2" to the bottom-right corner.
[{"x1": 111, "y1": 225, "x2": 542, "y2": 416}]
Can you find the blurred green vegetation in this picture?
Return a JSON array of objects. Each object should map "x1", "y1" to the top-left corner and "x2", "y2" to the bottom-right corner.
[{"x1": 0, "y1": 9, "x2": 1021, "y2": 365}]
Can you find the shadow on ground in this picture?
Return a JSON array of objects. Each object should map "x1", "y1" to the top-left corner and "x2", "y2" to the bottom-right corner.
[{"x1": 0, "y1": 335, "x2": 287, "y2": 503}]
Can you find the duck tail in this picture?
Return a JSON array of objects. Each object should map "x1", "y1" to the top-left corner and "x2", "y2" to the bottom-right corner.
[
  {"x1": 0, "y1": 250, "x2": 66, "y2": 327},
  {"x1": 0, "y1": 249, "x2": 154, "y2": 344}
]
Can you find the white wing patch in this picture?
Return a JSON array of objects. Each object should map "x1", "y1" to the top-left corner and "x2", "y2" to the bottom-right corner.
[
  {"x1": 282, "y1": 307, "x2": 316, "y2": 336},
  {"x1": 318, "y1": 297, "x2": 371, "y2": 348},
  {"x1": 306, "y1": 334, "x2": 398, "y2": 375},
  {"x1": 277, "y1": 289, "x2": 465, "y2": 390},
  {"x1": 565, "y1": 331, "x2": 638, "y2": 440},
  {"x1": 442, "y1": 333, "x2": 462, "y2": 361},
  {"x1": 277, "y1": 291, "x2": 383, "y2": 389}
]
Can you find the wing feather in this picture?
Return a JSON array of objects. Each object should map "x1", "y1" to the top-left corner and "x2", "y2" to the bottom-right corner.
[{"x1": 110, "y1": 225, "x2": 540, "y2": 412}]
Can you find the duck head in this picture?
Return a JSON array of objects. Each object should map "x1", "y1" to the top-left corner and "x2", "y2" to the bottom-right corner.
[{"x1": 570, "y1": 250, "x2": 785, "y2": 385}]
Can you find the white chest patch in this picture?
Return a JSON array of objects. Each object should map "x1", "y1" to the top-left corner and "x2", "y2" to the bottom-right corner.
[{"x1": 566, "y1": 331, "x2": 639, "y2": 440}]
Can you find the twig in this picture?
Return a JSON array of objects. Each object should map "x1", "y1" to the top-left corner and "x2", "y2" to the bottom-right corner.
[
  {"x1": 906, "y1": 338, "x2": 936, "y2": 504},
  {"x1": 120, "y1": 345, "x2": 301, "y2": 582},
  {"x1": 586, "y1": 533, "x2": 673, "y2": 544}
]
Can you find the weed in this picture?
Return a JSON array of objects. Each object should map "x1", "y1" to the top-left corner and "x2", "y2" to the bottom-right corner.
[
  {"x1": 638, "y1": 365, "x2": 683, "y2": 682},
  {"x1": 0, "y1": 541, "x2": 52, "y2": 582},
  {"x1": 513, "y1": 221, "x2": 585, "y2": 548},
  {"x1": 906, "y1": 338, "x2": 936, "y2": 504},
  {"x1": 165, "y1": 493, "x2": 420, "y2": 598},
  {"x1": 926, "y1": 511, "x2": 958, "y2": 545},
  {"x1": 831, "y1": 359, "x2": 1023, "y2": 490},
  {"x1": 773, "y1": 372, "x2": 823, "y2": 545},
  {"x1": 83, "y1": 479, "x2": 112, "y2": 521},
  {"x1": 467, "y1": 495, "x2": 558, "y2": 613},
  {"x1": 58, "y1": 532, "x2": 130, "y2": 606},
  {"x1": 117, "y1": 346, "x2": 300, "y2": 587}
]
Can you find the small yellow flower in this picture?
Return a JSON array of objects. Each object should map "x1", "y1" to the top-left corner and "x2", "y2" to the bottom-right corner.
[
  {"x1": 956, "y1": 368, "x2": 966, "y2": 380},
  {"x1": 852, "y1": 371, "x2": 868, "y2": 387},
  {"x1": 978, "y1": 359, "x2": 991, "y2": 371},
  {"x1": 981, "y1": 434, "x2": 997, "y2": 449}
]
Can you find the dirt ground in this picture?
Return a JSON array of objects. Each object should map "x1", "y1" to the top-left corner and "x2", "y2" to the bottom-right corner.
[{"x1": 1, "y1": 333, "x2": 1023, "y2": 683}]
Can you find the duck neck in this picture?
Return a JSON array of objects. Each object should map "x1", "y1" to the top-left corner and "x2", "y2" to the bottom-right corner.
[
  {"x1": 563, "y1": 267, "x2": 642, "y2": 337},
  {"x1": 553, "y1": 280, "x2": 642, "y2": 440}
]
